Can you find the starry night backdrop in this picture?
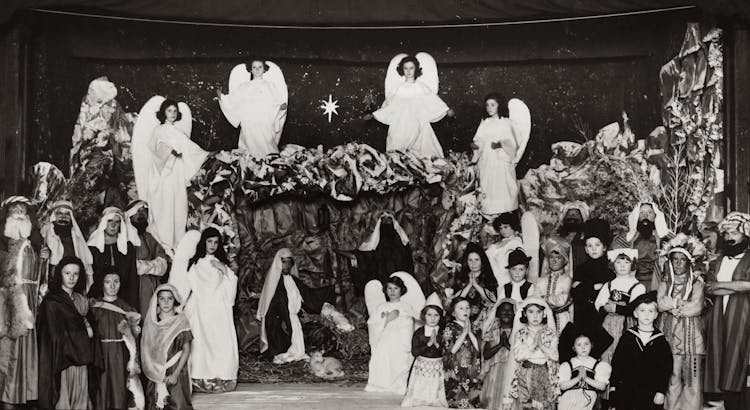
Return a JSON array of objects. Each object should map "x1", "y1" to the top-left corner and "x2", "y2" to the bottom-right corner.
[{"x1": 23, "y1": 9, "x2": 699, "y2": 178}]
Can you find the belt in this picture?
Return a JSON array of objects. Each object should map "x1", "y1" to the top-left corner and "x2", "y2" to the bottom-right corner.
[{"x1": 100, "y1": 338, "x2": 124, "y2": 343}]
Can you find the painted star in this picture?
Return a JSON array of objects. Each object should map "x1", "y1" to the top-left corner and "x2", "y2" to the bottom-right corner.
[{"x1": 320, "y1": 94, "x2": 340, "y2": 123}]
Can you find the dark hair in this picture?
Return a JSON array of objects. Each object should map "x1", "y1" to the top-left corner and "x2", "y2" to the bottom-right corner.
[
  {"x1": 420, "y1": 304, "x2": 444, "y2": 322},
  {"x1": 493, "y1": 211, "x2": 521, "y2": 234},
  {"x1": 382, "y1": 276, "x2": 408, "y2": 298},
  {"x1": 449, "y1": 296, "x2": 470, "y2": 318},
  {"x1": 456, "y1": 242, "x2": 498, "y2": 290},
  {"x1": 396, "y1": 55, "x2": 423, "y2": 78},
  {"x1": 155, "y1": 99, "x2": 183, "y2": 124},
  {"x1": 188, "y1": 227, "x2": 230, "y2": 269},
  {"x1": 156, "y1": 288, "x2": 181, "y2": 307},
  {"x1": 519, "y1": 303, "x2": 547, "y2": 324},
  {"x1": 51, "y1": 256, "x2": 87, "y2": 294},
  {"x1": 484, "y1": 92, "x2": 509, "y2": 118},
  {"x1": 495, "y1": 300, "x2": 515, "y2": 318},
  {"x1": 247, "y1": 59, "x2": 270, "y2": 79}
]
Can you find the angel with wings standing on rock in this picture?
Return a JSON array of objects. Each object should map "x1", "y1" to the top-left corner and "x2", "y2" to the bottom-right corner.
[
  {"x1": 363, "y1": 53, "x2": 454, "y2": 159},
  {"x1": 132, "y1": 97, "x2": 208, "y2": 249},
  {"x1": 217, "y1": 59, "x2": 288, "y2": 157}
]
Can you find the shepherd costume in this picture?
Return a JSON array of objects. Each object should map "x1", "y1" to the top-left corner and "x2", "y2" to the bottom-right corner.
[
  {"x1": 125, "y1": 200, "x2": 169, "y2": 316},
  {"x1": 556, "y1": 201, "x2": 591, "y2": 272},
  {"x1": 354, "y1": 212, "x2": 413, "y2": 293},
  {"x1": 41, "y1": 200, "x2": 94, "y2": 284}
]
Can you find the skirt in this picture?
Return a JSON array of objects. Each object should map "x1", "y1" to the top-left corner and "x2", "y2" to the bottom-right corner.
[
  {"x1": 517, "y1": 361, "x2": 556, "y2": 410},
  {"x1": 401, "y1": 357, "x2": 448, "y2": 408},
  {"x1": 558, "y1": 388, "x2": 599, "y2": 410}
]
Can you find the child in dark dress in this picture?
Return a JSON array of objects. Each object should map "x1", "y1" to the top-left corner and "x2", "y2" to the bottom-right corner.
[{"x1": 401, "y1": 304, "x2": 448, "y2": 407}]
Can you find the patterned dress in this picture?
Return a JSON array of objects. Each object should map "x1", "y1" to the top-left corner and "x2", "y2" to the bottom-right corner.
[{"x1": 442, "y1": 321, "x2": 482, "y2": 408}]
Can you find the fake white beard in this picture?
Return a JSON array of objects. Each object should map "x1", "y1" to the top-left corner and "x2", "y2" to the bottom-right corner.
[{"x1": 4, "y1": 216, "x2": 32, "y2": 240}]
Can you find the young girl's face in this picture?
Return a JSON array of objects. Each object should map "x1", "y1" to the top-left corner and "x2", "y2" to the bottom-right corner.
[
  {"x1": 585, "y1": 237, "x2": 604, "y2": 259},
  {"x1": 485, "y1": 98, "x2": 499, "y2": 117},
  {"x1": 60, "y1": 263, "x2": 80, "y2": 291},
  {"x1": 453, "y1": 300, "x2": 471, "y2": 322},
  {"x1": 402, "y1": 61, "x2": 417, "y2": 79},
  {"x1": 250, "y1": 60, "x2": 266, "y2": 78},
  {"x1": 613, "y1": 257, "x2": 633, "y2": 276},
  {"x1": 164, "y1": 104, "x2": 179, "y2": 123},
  {"x1": 205, "y1": 236, "x2": 220, "y2": 255},
  {"x1": 467, "y1": 252, "x2": 482, "y2": 273},
  {"x1": 548, "y1": 251, "x2": 566, "y2": 272},
  {"x1": 497, "y1": 303, "x2": 515, "y2": 326},
  {"x1": 157, "y1": 290, "x2": 176, "y2": 314},
  {"x1": 424, "y1": 308, "x2": 441, "y2": 327},
  {"x1": 386, "y1": 282, "x2": 402, "y2": 302},
  {"x1": 524, "y1": 304, "x2": 544, "y2": 326},
  {"x1": 497, "y1": 223, "x2": 515, "y2": 239},
  {"x1": 670, "y1": 252, "x2": 690, "y2": 275},
  {"x1": 574, "y1": 335, "x2": 592, "y2": 357},
  {"x1": 509, "y1": 265, "x2": 527, "y2": 283},
  {"x1": 102, "y1": 273, "x2": 120, "y2": 298}
]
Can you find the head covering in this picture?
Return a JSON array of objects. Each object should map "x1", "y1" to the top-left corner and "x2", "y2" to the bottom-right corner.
[
  {"x1": 140, "y1": 284, "x2": 191, "y2": 408},
  {"x1": 625, "y1": 202, "x2": 670, "y2": 241},
  {"x1": 1, "y1": 196, "x2": 31, "y2": 209},
  {"x1": 559, "y1": 321, "x2": 615, "y2": 361},
  {"x1": 256, "y1": 248, "x2": 301, "y2": 353},
  {"x1": 123, "y1": 200, "x2": 147, "y2": 247},
  {"x1": 540, "y1": 235, "x2": 572, "y2": 277},
  {"x1": 607, "y1": 248, "x2": 638, "y2": 263},
  {"x1": 560, "y1": 201, "x2": 590, "y2": 223},
  {"x1": 358, "y1": 211, "x2": 409, "y2": 251},
  {"x1": 719, "y1": 212, "x2": 750, "y2": 237},
  {"x1": 506, "y1": 248, "x2": 532, "y2": 268},
  {"x1": 482, "y1": 297, "x2": 517, "y2": 335},
  {"x1": 630, "y1": 290, "x2": 658, "y2": 310},
  {"x1": 87, "y1": 207, "x2": 129, "y2": 254},
  {"x1": 583, "y1": 218, "x2": 613, "y2": 247},
  {"x1": 662, "y1": 233, "x2": 706, "y2": 301},
  {"x1": 41, "y1": 200, "x2": 93, "y2": 266}
]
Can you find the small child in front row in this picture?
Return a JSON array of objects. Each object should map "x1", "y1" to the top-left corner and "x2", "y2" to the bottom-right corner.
[
  {"x1": 401, "y1": 304, "x2": 448, "y2": 408},
  {"x1": 609, "y1": 291, "x2": 673, "y2": 410},
  {"x1": 558, "y1": 325, "x2": 611, "y2": 410},
  {"x1": 479, "y1": 298, "x2": 515, "y2": 410}
]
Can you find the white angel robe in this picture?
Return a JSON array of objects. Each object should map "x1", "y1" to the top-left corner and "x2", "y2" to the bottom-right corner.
[
  {"x1": 183, "y1": 255, "x2": 239, "y2": 382},
  {"x1": 373, "y1": 81, "x2": 448, "y2": 158},
  {"x1": 219, "y1": 78, "x2": 285, "y2": 157},
  {"x1": 364, "y1": 300, "x2": 416, "y2": 394},
  {"x1": 486, "y1": 235, "x2": 524, "y2": 285},
  {"x1": 147, "y1": 124, "x2": 207, "y2": 249},
  {"x1": 473, "y1": 117, "x2": 522, "y2": 215}
]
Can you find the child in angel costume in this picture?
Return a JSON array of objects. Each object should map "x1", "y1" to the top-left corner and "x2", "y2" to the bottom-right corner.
[
  {"x1": 557, "y1": 325, "x2": 612, "y2": 410},
  {"x1": 217, "y1": 60, "x2": 288, "y2": 157},
  {"x1": 168, "y1": 228, "x2": 238, "y2": 393},
  {"x1": 501, "y1": 297, "x2": 559, "y2": 410},
  {"x1": 442, "y1": 297, "x2": 482, "y2": 408},
  {"x1": 401, "y1": 304, "x2": 448, "y2": 408},
  {"x1": 364, "y1": 53, "x2": 454, "y2": 158},
  {"x1": 141, "y1": 284, "x2": 193, "y2": 410},
  {"x1": 364, "y1": 272, "x2": 424, "y2": 394},
  {"x1": 480, "y1": 298, "x2": 515, "y2": 410},
  {"x1": 132, "y1": 97, "x2": 208, "y2": 249},
  {"x1": 471, "y1": 93, "x2": 531, "y2": 216}
]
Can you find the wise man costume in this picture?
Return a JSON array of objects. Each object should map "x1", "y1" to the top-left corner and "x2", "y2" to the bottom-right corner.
[
  {"x1": 41, "y1": 200, "x2": 93, "y2": 287},
  {"x1": 125, "y1": 200, "x2": 169, "y2": 316}
]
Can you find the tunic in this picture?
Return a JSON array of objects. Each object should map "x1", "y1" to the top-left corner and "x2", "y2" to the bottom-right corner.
[
  {"x1": 90, "y1": 243, "x2": 139, "y2": 310},
  {"x1": 145, "y1": 332, "x2": 194, "y2": 410},
  {"x1": 134, "y1": 231, "x2": 168, "y2": 316}
]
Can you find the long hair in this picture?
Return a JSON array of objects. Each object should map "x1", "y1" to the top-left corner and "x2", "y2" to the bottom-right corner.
[
  {"x1": 456, "y1": 242, "x2": 498, "y2": 290},
  {"x1": 484, "y1": 92, "x2": 509, "y2": 118},
  {"x1": 188, "y1": 227, "x2": 230, "y2": 269},
  {"x1": 397, "y1": 55, "x2": 423, "y2": 78},
  {"x1": 50, "y1": 256, "x2": 87, "y2": 294},
  {"x1": 247, "y1": 59, "x2": 270, "y2": 79},
  {"x1": 155, "y1": 99, "x2": 182, "y2": 124}
]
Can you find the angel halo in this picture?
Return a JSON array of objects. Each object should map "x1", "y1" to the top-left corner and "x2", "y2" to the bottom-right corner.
[
  {"x1": 217, "y1": 60, "x2": 289, "y2": 158},
  {"x1": 131, "y1": 96, "x2": 208, "y2": 249},
  {"x1": 364, "y1": 52, "x2": 453, "y2": 159}
]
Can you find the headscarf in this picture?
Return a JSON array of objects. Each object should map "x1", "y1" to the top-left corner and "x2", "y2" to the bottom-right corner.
[
  {"x1": 87, "y1": 207, "x2": 129, "y2": 255},
  {"x1": 718, "y1": 212, "x2": 750, "y2": 237},
  {"x1": 358, "y1": 211, "x2": 409, "y2": 251},
  {"x1": 2, "y1": 196, "x2": 32, "y2": 240},
  {"x1": 41, "y1": 201, "x2": 93, "y2": 266},
  {"x1": 560, "y1": 201, "x2": 591, "y2": 223},
  {"x1": 123, "y1": 200, "x2": 146, "y2": 247},
  {"x1": 540, "y1": 234, "x2": 572, "y2": 278},
  {"x1": 140, "y1": 284, "x2": 191, "y2": 408},
  {"x1": 625, "y1": 202, "x2": 669, "y2": 242},
  {"x1": 0, "y1": 196, "x2": 31, "y2": 208},
  {"x1": 607, "y1": 248, "x2": 638, "y2": 263},
  {"x1": 256, "y1": 248, "x2": 302, "y2": 353},
  {"x1": 482, "y1": 297, "x2": 517, "y2": 336}
]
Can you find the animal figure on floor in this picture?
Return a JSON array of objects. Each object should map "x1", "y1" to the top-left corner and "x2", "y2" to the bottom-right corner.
[{"x1": 308, "y1": 350, "x2": 345, "y2": 379}]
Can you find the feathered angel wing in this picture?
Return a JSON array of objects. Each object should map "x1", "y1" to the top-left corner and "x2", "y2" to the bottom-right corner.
[
  {"x1": 390, "y1": 271, "x2": 426, "y2": 317},
  {"x1": 167, "y1": 229, "x2": 201, "y2": 302},
  {"x1": 415, "y1": 52, "x2": 439, "y2": 94},
  {"x1": 385, "y1": 53, "x2": 408, "y2": 99},
  {"x1": 228, "y1": 64, "x2": 252, "y2": 95},
  {"x1": 364, "y1": 279, "x2": 387, "y2": 318},
  {"x1": 509, "y1": 98, "x2": 531, "y2": 163},
  {"x1": 265, "y1": 61, "x2": 288, "y2": 140},
  {"x1": 174, "y1": 102, "x2": 192, "y2": 137},
  {"x1": 132, "y1": 95, "x2": 165, "y2": 202},
  {"x1": 520, "y1": 211, "x2": 541, "y2": 283}
]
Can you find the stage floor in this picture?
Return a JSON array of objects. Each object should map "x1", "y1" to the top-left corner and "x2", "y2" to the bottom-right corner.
[{"x1": 192, "y1": 383, "x2": 451, "y2": 409}]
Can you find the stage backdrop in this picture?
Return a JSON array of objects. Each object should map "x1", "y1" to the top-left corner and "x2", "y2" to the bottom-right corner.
[{"x1": 21, "y1": 8, "x2": 702, "y2": 179}]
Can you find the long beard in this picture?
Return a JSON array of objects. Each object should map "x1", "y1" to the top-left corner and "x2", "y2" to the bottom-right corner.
[
  {"x1": 724, "y1": 240, "x2": 749, "y2": 257},
  {"x1": 636, "y1": 219, "x2": 655, "y2": 238},
  {"x1": 131, "y1": 220, "x2": 148, "y2": 235},
  {"x1": 558, "y1": 220, "x2": 581, "y2": 236},
  {"x1": 53, "y1": 221, "x2": 73, "y2": 237},
  {"x1": 4, "y1": 216, "x2": 32, "y2": 240}
]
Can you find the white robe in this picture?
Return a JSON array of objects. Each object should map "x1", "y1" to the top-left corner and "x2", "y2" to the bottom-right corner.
[
  {"x1": 473, "y1": 116, "x2": 521, "y2": 215},
  {"x1": 146, "y1": 124, "x2": 207, "y2": 249},
  {"x1": 373, "y1": 81, "x2": 448, "y2": 158},
  {"x1": 183, "y1": 256, "x2": 239, "y2": 381},
  {"x1": 486, "y1": 235, "x2": 524, "y2": 285},
  {"x1": 364, "y1": 300, "x2": 415, "y2": 394},
  {"x1": 219, "y1": 78, "x2": 284, "y2": 157}
]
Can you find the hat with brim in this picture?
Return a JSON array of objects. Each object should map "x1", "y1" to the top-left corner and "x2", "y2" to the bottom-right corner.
[{"x1": 506, "y1": 248, "x2": 532, "y2": 269}]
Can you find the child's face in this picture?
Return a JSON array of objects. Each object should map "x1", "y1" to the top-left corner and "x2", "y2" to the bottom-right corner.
[
  {"x1": 613, "y1": 257, "x2": 633, "y2": 276},
  {"x1": 497, "y1": 303, "x2": 515, "y2": 325},
  {"x1": 453, "y1": 301, "x2": 471, "y2": 322},
  {"x1": 509, "y1": 265, "x2": 527, "y2": 283},
  {"x1": 670, "y1": 253, "x2": 689, "y2": 275},
  {"x1": 424, "y1": 308, "x2": 441, "y2": 327},
  {"x1": 633, "y1": 302, "x2": 658, "y2": 326},
  {"x1": 574, "y1": 336, "x2": 592, "y2": 357},
  {"x1": 525, "y1": 304, "x2": 544, "y2": 326},
  {"x1": 467, "y1": 252, "x2": 482, "y2": 272},
  {"x1": 205, "y1": 236, "x2": 220, "y2": 255},
  {"x1": 102, "y1": 273, "x2": 121, "y2": 298},
  {"x1": 585, "y1": 238, "x2": 604, "y2": 259},
  {"x1": 386, "y1": 282, "x2": 402, "y2": 302},
  {"x1": 60, "y1": 263, "x2": 80, "y2": 291},
  {"x1": 157, "y1": 290, "x2": 176, "y2": 314},
  {"x1": 548, "y1": 251, "x2": 566, "y2": 272}
]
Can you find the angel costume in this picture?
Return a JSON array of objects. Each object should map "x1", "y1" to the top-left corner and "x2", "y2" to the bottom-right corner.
[
  {"x1": 374, "y1": 53, "x2": 450, "y2": 158},
  {"x1": 218, "y1": 62, "x2": 288, "y2": 157},
  {"x1": 132, "y1": 97, "x2": 208, "y2": 249},
  {"x1": 472, "y1": 100, "x2": 531, "y2": 216},
  {"x1": 257, "y1": 248, "x2": 309, "y2": 364}
]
